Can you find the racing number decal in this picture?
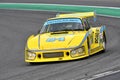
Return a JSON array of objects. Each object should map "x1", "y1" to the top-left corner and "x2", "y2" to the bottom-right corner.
[
  {"x1": 95, "y1": 29, "x2": 99, "y2": 43},
  {"x1": 46, "y1": 37, "x2": 65, "y2": 42},
  {"x1": 95, "y1": 33, "x2": 99, "y2": 43}
]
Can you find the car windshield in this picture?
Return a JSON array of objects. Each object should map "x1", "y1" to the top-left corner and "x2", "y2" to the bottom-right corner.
[{"x1": 40, "y1": 18, "x2": 83, "y2": 33}]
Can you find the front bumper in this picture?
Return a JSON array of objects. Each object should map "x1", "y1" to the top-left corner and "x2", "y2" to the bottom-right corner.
[{"x1": 25, "y1": 49, "x2": 88, "y2": 63}]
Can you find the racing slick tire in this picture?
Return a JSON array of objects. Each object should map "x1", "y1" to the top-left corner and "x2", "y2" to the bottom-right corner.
[
  {"x1": 29, "y1": 62, "x2": 37, "y2": 65},
  {"x1": 87, "y1": 38, "x2": 91, "y2": 56},
  {"x1": 102, "y1": 34, "x2": 106, "y2": 52}
]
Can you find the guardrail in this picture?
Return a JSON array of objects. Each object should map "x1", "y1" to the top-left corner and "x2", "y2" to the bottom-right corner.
[{"x1": 0, "y1": 3, "x2": 120, "y2": 18}]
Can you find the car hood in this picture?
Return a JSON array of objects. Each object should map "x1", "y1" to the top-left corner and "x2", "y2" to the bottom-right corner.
[{"x1": 27, "y1": 31, "x2": 87, "y2": 50}]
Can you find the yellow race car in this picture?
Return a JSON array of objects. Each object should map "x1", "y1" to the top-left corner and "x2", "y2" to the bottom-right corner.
[{"x1": 25, "y1": 12, "x2": 106, "y2": 64}]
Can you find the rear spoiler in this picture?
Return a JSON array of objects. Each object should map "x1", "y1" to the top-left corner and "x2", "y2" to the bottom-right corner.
[{"x1": 56, "y1": 12, "x2": 96, "y2": 22}]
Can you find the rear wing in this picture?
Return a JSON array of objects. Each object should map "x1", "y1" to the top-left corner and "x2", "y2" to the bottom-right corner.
[{"x1": 56, "y1": 12, "x2": 96, "y2": 19}]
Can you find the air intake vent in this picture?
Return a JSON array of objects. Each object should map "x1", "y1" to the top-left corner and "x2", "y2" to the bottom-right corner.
[{"x1": 43, "y1": 52, "x2": 64, "y2": 58}]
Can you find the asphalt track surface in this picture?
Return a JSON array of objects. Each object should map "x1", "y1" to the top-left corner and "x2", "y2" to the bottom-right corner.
[
  {"x1": 0, "y1": 0, "x2": 120, "y2": 80},
  {"x1": 95, "y1": 71, "x2": 120, "y2": 80}
]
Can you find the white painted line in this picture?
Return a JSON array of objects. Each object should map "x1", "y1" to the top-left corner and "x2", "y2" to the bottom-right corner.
[
  {"x1": 87, "y1": 70, "x2": 120, "y2": 80},
  {"x1": 73, "y1": 69, "x2": 120, "y2": 80}
]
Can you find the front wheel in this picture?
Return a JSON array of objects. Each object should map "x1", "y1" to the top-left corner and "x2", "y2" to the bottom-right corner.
[
  {"x1": 29, "y1": 62, "x2": 36, "y2": 65},
  {"x1": 102, "y1": 35, "x2": 106, "y2": 52},
  {"x1": 87, "y1": 38, "x2": 90, "y2": 55}
]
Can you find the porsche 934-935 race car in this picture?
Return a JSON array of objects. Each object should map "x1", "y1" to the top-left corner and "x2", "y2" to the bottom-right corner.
[{"x1": 25, "y1": 12, "x2": 106, "y2": 64}]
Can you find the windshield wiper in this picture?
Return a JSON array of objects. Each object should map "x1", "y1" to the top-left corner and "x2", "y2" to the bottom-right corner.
[
  {"x1": 56, "y1": 29, "x2": 83, "y2": 32},
  {"x1": 72, "y1": 29, "x2": 83, "y2": 31},
  {"x1": 50, "y1": 29, "x2": 75, "y2": 34},
  {"x1": 50, "y1": 30, "x2": 69, "y2": 34},
  {"x1": 61, "y1": 29, "x2": 73, "y2": 31}
]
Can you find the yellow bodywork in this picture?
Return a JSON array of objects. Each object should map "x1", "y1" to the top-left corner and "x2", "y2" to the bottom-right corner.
[{"x1": 25, "y1": 12, "x2": 106, "y2": 63}]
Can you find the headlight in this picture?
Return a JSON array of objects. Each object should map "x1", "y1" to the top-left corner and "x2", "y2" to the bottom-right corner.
[
  {"x1": 27, "y1": 51, "x2": 36, "y2": 60},
  {"x1": 78, "y1": 47, "x2": 84, "y2": 53},
  {"x1": 71, "y1": 50, "x2": 76, "y2": 55},
  {"x1": 70, "y1": 46, "x2": 84, "y2": 57}
]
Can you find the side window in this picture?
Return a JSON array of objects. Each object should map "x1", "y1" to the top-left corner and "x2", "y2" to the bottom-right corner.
[
  {"x1": 88, "y1": 18, "x2": 102, "y2": 27},
  {"x1": 83, "y1": 19, "x2": 90, "y2": 30}
]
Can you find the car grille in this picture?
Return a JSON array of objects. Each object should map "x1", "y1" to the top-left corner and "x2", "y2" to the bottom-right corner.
[{"x1": 43, "y1": 52, "x2": 64, "y2": 58}]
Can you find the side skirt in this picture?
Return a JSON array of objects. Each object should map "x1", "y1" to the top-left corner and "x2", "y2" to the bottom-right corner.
[{"x1": 90, "y1": 46, "x2": 103, "y2": 55}]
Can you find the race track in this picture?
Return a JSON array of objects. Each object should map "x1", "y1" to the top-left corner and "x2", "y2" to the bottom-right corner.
[
  {"x1": 1, "y1": 0, "x2": 120, "y2": 7},
  {"x1": 0, "y1": 0, "x2": 120, "y2": 80}
]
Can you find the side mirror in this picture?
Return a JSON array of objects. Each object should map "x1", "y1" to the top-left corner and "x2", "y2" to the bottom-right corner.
[
  {"x1": 37, "y1": 29, "x2": 40, "y2": 34},
  {"x1": 86, "y1": 27, "x2": 90, "y2": 31}
]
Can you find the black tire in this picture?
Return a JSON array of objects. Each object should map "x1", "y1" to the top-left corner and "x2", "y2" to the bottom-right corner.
[
  {"x1": 102, "y1": 35, "x2": 106, "y2": 52},
  {"x1": 29, "y1": 62, "x2": 36, "y2": 65},
  {"x1": 87, "y1": 38, "x2": 90, "y2": 55}
]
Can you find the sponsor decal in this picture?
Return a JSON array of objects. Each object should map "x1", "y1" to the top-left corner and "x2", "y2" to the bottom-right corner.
[
  {"x1": 46, "y1": 37, "x2": 65, "y2": 42},
  {"x1": 95, "y1": 29, "x2": 99, "y2": 43},
  {"x1": 99, "y1": 33, "x2": 103, "y2": 43},
  {"x1": 44, "y1": 18, "x2": 82, "y2": 26}
]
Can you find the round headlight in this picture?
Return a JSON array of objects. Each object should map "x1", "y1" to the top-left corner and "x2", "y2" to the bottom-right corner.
[
  {"x1": 27, "y1": 51, "x2": 36, "y2": 60},
  {"x1": 71, "y1": 50, "x2": 76, "y2": 55},
  {"x1": 78, "y1": 48, "x2": 84, "y2": 53},
  {"x1": 28, "y1": 52, "x2": 35, "y2": 57}
]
